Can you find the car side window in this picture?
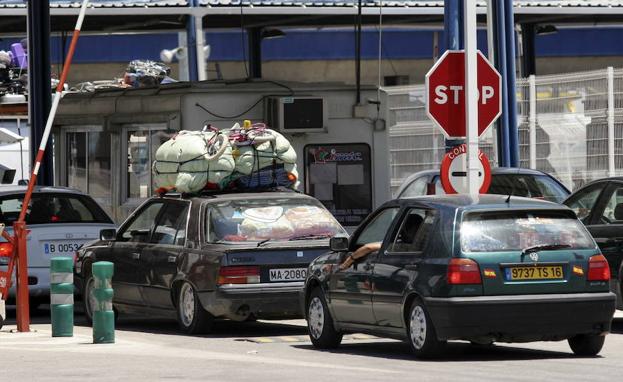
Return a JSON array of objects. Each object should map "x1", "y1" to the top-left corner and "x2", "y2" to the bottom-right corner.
[
  {"x1": 354, "y1": 207, "x2": 399, "y2": 247},
  {"x1": 400, "y1": 177, "x2": 427, "y2": 198},
  {"x1": 386, "y1": 208, "x2": 437, "y2": 254},
  {"x1": 598, "y1": 185, "x2": 623, "y2": 224},
  {"x1": 151, "y1": 202, "x2": 190, "y2": 246},
  {"x1": 119, "y1": 202, "x2": 165, "y2": 242},
  {"x1": 565, "y1": 184, "x2": 605, "y2": 223}
]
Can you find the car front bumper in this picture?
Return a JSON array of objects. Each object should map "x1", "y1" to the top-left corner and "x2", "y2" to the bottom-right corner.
[
  {"x1": 424, "y1": 292, "x2": 616, "y2": 342},
  {"x1": 197, "y1": 282, "x2": 304, "y2": 320}
]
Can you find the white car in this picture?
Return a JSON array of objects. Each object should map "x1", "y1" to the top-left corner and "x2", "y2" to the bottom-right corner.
[{"x1": 0, "y1": 186, "x2": 115, "y2": 307}]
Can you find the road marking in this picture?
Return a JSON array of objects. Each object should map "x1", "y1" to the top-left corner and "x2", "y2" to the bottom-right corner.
[{"x1": 239, "y1": 334, "x2": 379, "y2": 344}]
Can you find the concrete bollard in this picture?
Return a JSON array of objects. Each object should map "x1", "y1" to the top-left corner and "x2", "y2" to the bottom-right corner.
[
  {"x1": 50, "y1": 257, "x2": 74, "y2": 337},
  {"x1": 92, "y1": 261, "x2": 114, "y2": 344}
]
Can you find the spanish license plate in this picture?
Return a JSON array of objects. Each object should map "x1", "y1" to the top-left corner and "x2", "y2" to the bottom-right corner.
[
  {"x1": 43, "y1": 242, "x2": 83, "y2": 255},
  {"x1": 269, "y1": 268, "x2": 307, "y2": 282},
  {"x1": 506, "y1": 266, "x2": 563, "y2": 280}
]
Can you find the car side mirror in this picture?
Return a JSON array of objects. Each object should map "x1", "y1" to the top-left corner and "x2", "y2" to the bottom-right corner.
[
  {"x1": 330, "y1": 236, "x2": 349, "y2": 252},
  {"x1": 100, "y1": 228, "x2": 117, "y2": 241}
]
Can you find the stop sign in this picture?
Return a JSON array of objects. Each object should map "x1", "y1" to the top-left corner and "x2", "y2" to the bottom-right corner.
[{"x1": 426, "y1": 50, "x2": 502, "y2": 139}]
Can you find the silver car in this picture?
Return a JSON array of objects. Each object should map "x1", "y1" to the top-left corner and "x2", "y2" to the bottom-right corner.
[{"x1": 0, "y1": 186, "x2": 115, "y2": 306}]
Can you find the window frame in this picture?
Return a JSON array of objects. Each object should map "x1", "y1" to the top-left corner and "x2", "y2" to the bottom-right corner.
[
  {"x1": 116, "y1": 200, "x2": 166, "y2": 243},
  {"x1": 349, "y1": 206, "x2": 400, "y2": 251},
  {"x1": 564, "y1": 181, "x2": 608, "y2": 225},
  {"x1": 385, "y1": 207, "x2": 437, "y2": 256},
  {"x1": 149, "y1": 200, "x2": 191, "y2": 247}
]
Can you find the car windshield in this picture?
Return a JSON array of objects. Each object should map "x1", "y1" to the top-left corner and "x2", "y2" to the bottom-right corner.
[
  {"x1": 206, "y1": 198, "x2": 347, "y2": 243},
  {"x1": 0, "y1": 193, "x2": 112, "y2": 225},
  {"x1": 461, "y1": 210, "x2": 595, "y2": 253}
]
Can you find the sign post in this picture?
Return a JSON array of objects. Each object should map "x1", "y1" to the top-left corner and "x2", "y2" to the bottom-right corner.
[{"x1": 464, "y1": 0, "x2": 479, "y2": 196}]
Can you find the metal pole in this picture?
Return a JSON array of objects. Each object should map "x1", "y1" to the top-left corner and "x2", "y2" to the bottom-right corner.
[
  {"x1": 248, "y1": 28, "x2": 262, "y2": 79},
  {"x1": 195, "y1": 14, "x2": 207, "y2": 81},
  {"x1": 493, "y1": 0, "x2": 510, "y2": 167},
  {"x1": 529, "y1": 74, "x2": 537, "y2": 169},
  {"x1": 444, "y1": 0, "x2": 464, "y2": 151},
  {"x1": 355, "y1": 0, "x2": 362, "y2": 104},
  {"x1": 185, "y1": 1, "x2": 199, "y2": 82},
  {"x1": 504, "y1": 0, "x2": 520, "y2": 167},
  {"x1": 27, "y1": 0, "x2": 53, "y2": 186},
  {"x1": 486, "y1": 0, "x2": 495, "y2": 63},
  {"x1": 608, "y1": 67, "x2": 615, "y2": 177},
  {"x1": 464, "y1": 0, "x2": 478, "y2": 196}
]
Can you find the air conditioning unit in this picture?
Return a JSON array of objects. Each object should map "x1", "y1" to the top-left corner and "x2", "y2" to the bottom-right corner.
[{"x1": 266, "y1": 96, "x2": 328, "y2": 133}]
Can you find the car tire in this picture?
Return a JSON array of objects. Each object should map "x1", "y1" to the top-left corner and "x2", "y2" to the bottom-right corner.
[
  {"x1": 568, "y1": 334, "x2": 605, "y2": 356},
  {"x1": 177, "y1": 281, "x2": 214, "y2": 335},
  {"x1": 307, "y1": 287, "x2": 342, "y2": 349},
  {"x1": 406, "y1": 299, "x2": 445, "y2": 358},
  {"x1": 83, "y1": 271, "x2": 119, "y2": 326}
]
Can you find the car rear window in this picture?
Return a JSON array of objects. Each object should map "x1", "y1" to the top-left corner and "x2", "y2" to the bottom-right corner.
[
  {"x1": 460, "y1": 210, "x2": 594, "y2": 253},
  {"x1": 206, "y1": 198, "x2": 347, "y2": 243},
  {"x1": 0, "y1": 193, "x2": 113, "y2": 225}
]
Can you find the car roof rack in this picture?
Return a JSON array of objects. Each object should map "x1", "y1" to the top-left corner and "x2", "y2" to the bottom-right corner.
[{"x1": 156, "y1": 186, "x2": 300, "y2": 199}]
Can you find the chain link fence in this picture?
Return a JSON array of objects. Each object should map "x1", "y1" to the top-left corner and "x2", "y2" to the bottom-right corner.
[{"x1": 384, "y1": 67, "x2": 623, "y2": 196}]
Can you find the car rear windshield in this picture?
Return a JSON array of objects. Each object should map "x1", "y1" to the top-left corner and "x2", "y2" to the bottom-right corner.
[
  {"x1": 461, "y1": 210, "x2": 595, "y2": 253},
  {"x1": 0, "y1": 193, "x2": 113, "y2": 225},
  {"x1": 206, "y1": 198, "x2": 347, "y2": 243}
]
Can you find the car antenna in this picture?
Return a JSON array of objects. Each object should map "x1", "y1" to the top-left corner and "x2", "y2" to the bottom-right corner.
[{"x1": 505, "y1": 165, "x2": 522, "y2": 204}]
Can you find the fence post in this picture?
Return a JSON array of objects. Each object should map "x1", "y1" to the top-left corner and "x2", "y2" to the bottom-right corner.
[
  {"x1": 608, "y1": 67, "x2": 615, "y2": 177},
  {"x1": 50, "y1": 257, "x2": 73, "y2": 337},
  {"x1": 529, "y1": 74, "x2": 537, "y2": 169},
  {"x1": 92, "y1": 261, "x2": 114, "y2": 344}
]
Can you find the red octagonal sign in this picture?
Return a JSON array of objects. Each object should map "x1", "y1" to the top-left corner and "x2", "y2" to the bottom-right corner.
[{"x1": 426, "y1": 50, "x2": 502, "y2": 139}]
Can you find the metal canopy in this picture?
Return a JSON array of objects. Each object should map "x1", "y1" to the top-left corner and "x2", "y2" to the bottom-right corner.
[{"x1": 0, "y1": 0, "x2": 623, "y2": 33}]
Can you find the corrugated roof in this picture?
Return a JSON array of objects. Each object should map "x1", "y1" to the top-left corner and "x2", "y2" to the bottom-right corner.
[{"x1": 0, "y1": 0, "x2": 621, "y2": 8}]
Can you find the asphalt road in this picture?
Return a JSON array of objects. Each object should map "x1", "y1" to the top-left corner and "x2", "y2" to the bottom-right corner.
[{"x1": 1, "y1": 307, "x2": 623, "y2": 382}]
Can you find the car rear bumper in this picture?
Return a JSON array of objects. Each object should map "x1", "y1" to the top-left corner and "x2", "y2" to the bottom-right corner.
[
  {"x1": 424, "y1": 292, "x2": 616, "y2": 342},
  {"x1": 197, "y1": 282, "x2": 304, "y2": 320}
]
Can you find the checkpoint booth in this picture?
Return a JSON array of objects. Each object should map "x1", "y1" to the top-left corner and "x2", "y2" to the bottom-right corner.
[{"x1": 52, "y1": 81, "x2": 391, "y2": 228}]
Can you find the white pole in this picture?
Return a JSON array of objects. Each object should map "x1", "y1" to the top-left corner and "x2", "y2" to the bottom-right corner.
[
  {"x1": 177, "y1": 31, "x2": 189, "y2": 82},
  {"x1": 486, "y1": 0, "x2": 495, "y2": 64},
  {"x1": 195, "y1": 15, "x2": 207, "y2": 81},
  {"x1": 464, "y1": 0, "x2": 479, "y2": 196},
  {"x1": 608, "y1": 67, "x2": 615, "y2": 177},
  {"x1": 529, "y1": 74, "x2": 536, "y2": 169}
]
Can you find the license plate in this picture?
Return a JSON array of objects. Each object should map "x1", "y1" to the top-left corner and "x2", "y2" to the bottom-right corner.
[
  {"x1": 505, "y1": 266, "x2": 563, "y2": 280},
  {"x1": 269, "y1": 268, "x2": 307, "y2": 282},
  {"x1": 43, "y1": 242, "x2": 83, "y2": 255}
]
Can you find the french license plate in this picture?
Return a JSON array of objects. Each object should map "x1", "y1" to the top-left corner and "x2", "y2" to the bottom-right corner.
[
  {"x1": 269, "y1": 268, "x2": 307, "y2": 282},
  {"x1": 506, "y1": 266, "x2": 563, "y2": 280},
  {"x1": 43, "y1": 242, "x2": 83, "y2": 255}
]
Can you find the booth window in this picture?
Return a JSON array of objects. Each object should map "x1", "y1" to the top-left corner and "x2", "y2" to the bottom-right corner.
[
  {"x1": 126, "y1": 127, "x2": 175, "y2": 200},
  {"x1": 66, "y1": 130, "x2": 111, "y2": 212},
  {"x1": 305, "y1": 143, "x2": 372, "y2": 226}
]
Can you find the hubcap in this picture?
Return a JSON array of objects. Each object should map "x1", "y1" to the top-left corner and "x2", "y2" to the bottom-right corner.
[
  {"x1": 180, "y1": 283, "x2": 195, "y2": 327},
  {"x1": 308, "y1": 297, "x2": 324, "y2": 340},
  {"x1": 410, "y1": 305, "x2": 427, "y2": 350}
]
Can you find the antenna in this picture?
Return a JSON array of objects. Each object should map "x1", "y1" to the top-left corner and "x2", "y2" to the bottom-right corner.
[{"x1": 505, "y1": 165, "x2": 522, "y2": 204}]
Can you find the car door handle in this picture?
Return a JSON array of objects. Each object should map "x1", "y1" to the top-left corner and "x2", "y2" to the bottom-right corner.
[
  {"x1": 405, "y1": 264, "x2": 418, "y2": 271},
  {"x1": 131, "y1": 252, "x2": 141, "y2": 260},
  {"x1": 167, "y1": 256, "x2": 177, "y2": 263},
  {"x1": 363, "y1": 262, "x2": 373, "y2": 271}
]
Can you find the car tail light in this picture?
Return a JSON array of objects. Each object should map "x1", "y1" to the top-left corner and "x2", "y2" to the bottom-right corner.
[
  {"x1": 217, "y1": 266, "x2": 260, "y2": 285},
  {"x1": 0, "y1": 242, "x2": 13, "y2": 257},
  {"x1": 447, "y1": 258, "x2": 482, "y2": 285},
  {"x1": 587, "y1": 254, "x2": 610, "y2": 281}
]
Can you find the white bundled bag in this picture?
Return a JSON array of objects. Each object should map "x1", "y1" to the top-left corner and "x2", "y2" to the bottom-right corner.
[
  {"x1": 232, "y1": 127, "x2": 297, "y2": 175},
  {"x1": 153, "y1": 130, "x2": 234, "y2": 193}
]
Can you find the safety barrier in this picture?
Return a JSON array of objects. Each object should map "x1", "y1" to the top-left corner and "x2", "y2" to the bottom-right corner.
[
  {"x1": 50, "y1": 257, "x2": 74, "y2": 337},
  {"x1": 92, "y1": 261, "x2": 114, "y2": 344}
]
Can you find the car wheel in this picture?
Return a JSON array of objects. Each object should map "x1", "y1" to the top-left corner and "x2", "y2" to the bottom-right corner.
[
  {"x1": 177, "y1": 281, "x2": 214, "y2": 334},
  {"x1": 307, "y1": 288, "x2": 342, "y2": 349},
  {"x1": 83, "y1": 274, "x2": 96, "y2": 325},
  {"x1": 568, "y1": 334, "x2": 605, "y2": 356},
  {"x1": 407, "y1": 299, "x2": 445, "y2": 358}
]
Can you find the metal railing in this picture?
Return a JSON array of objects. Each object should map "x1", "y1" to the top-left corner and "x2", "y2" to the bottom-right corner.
[{"x1": 384, "y1": 67, "x2": 623, "y2": 196}]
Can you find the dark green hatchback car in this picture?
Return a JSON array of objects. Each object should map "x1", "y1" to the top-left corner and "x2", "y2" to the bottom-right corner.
[{"x1": 302, "y1": 195, "x2": 616, "y2": 358}]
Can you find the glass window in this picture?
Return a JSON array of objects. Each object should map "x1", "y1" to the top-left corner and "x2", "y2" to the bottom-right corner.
[
  {"x1": 151, "y1": 203, "x2": 189, "y2": 246},
  {"x1": 461, "y1": 210, "x2": 595, "y2": 253},
  {"x1": 598, "y1": 186, "x2": 623, "y2": 224},
  {"x1": 127, "y1": 128, "x2": 175, "y2": 200},
  {"x1": 305, "y1": 144, "x2": 372, "y2": 226},
  {"x1": 387, "y1": 208, "x2": 436, "y2": 253},
  {"x1": 88, "y1": 131, "x2": 112, "y2": 206},
  {"x1": 67, "y1": 132, "x2": 87, "y2": 191},
  {"x1": 487, "y1": 174, "x2": 569, "y2": 203},
  {"x1": 0, "y1": 193, "x2": 112, "y2": 225},
  {"x1": 119, "y1": 202, "x2": 165, "y2": 242},
  {"x1": 354, "y1": 207, "x2": 399, "y2": 247},
  {"x1": 399, "y1": 177, "x2": 428, "y2": 198},
  {"x1": 206, "y1": 198, "x2": 346, "y2": 243},
  {"x1": 565, "y1": 184, "x2": 604, "y2": 223}
]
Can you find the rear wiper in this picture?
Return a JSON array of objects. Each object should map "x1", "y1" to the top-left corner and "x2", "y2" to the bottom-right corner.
[
  {"x1": 521, "y1": 244, "x2": 571, "y2": 255},
  {"x1": 257, "y1": 238, "x2": 271, "y2": 247},
  {"x1": 289, "y1": 234, "x2": 332, "y2": 241}
]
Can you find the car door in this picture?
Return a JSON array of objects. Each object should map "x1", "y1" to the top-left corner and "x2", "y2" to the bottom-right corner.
[
  {"x1": 110, "y1": 201, "x2": 166, "y2": 307},
  {"x1": 572, "y1": 181, "x2": 623, "y2": 306},
  {"x1": 372, "y1": 207, "x2": 437, "y2": 328},
  {"x1": 328, "y1": 206, "x2": 400, "y2": 325},
  {"x1": 141, "y1": 200, "x2": 191, "y2": 310}
]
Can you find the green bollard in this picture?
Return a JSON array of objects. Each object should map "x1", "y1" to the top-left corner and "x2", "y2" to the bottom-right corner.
[
  {"x1": 92, "y1": 261, "x2": 114, "y2": 344},
  {"x1": 50, "y1": 257, "x2": 74, "y2": 337}
]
